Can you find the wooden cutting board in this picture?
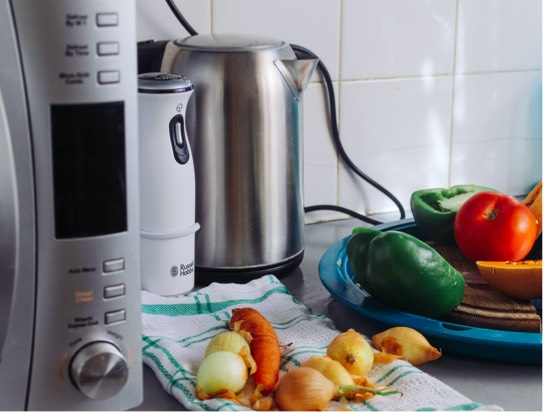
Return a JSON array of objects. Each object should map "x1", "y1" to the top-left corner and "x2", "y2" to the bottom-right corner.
[{"x1": 429, "y1": 242, "x2": 542, "y2": 333}]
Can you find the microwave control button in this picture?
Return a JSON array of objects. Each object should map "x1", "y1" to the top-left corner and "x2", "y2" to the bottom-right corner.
[
  {"x1": 70, "y1": 341, "x2": 128, "y2": 399},
  {"x1": 103, "y1": 258, "x2": 125, "y2": 273},
  {"x1": 97, "y1": 42, "x2": 119, "y2": 56},
  {"x1": 97, "y1": 70, "x2": 120, "y2": 84},
  {"x1": 104, "y1": 284, "x2": 126, "y2": 299},
  {"x1": 105, "y1": 309, "x2": 126, "y2": 325},
  {"x1": 96, "y1": 12, "x2": 118, "y2": 27}
]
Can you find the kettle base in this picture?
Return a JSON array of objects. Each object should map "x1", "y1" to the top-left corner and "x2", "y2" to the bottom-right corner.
[{"x1": 195, "y1": 250, "x2": 304, "y2": 285}]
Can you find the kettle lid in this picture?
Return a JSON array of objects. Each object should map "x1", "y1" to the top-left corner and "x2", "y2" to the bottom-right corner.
[
  {"x1": 173, "y1": 34, "x2": 285, "y2": 52},
  {"x1": 138, "y1": 72, "x2": 194, "y2": 94}
]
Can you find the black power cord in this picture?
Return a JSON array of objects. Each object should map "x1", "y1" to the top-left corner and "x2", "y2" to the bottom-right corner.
[
  {"x1": 165, "y1": 0, "x2": 198, "y2": 36},
  {"x1": 163, "y1": 0, "x2": 406, "y2": 225},
  {"x1": 290, "y1": 44, "x2": 406, "y2": 224}
]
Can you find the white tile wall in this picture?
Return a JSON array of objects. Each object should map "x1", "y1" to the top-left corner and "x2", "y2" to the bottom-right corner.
[
  {"x1": 456, "y1": 0, "x2": 542, "y2": 73},
  {"x1": 341, "y1": 0, "x2": 457, "y2": 79},
  {"x1": 136, "y1": 0, "x2": 542, "y2": 223},
  {"x1": 451, "y1": 71, "x2": 542, "y2": 194},
  {"x1": 339, "y1": 76, "x2": 454, "y2": 215}
]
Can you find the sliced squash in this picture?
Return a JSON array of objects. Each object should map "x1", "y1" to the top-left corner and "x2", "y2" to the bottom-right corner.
[
  {"x1": 476, "y1": 260, "x2": 542, "y2": 299},
  {"x1": 524, "y1": 181, "x2": 542, "y2": 236}
]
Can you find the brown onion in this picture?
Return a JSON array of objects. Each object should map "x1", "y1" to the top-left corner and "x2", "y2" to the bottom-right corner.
[
  {"x1": 274, "y1": 365, "x2": 400, "y2": 410},
  {"x1": 274, "y1": 367, "x2": 336, "y2": 411},
  {"x1": 372, "y1": 326, "x2": 441, "y2": 366},
  {"x1": 301, "y1": 355, "x2": 355, "y2": 386}
]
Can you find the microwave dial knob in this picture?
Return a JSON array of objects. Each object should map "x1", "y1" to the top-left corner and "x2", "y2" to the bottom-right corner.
[{"x1": 70, "y1": 341, "x2": 129, "y2": 399}]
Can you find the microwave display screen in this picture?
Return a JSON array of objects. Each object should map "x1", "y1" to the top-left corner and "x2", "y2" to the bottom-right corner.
[{"x1": 51, "y1": 102, "x2": 127, "y2": 238}]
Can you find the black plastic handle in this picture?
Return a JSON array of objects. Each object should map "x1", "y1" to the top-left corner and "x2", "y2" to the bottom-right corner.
[{"x1": 169, "y1": 114, "x2": 190, "y2": 165}]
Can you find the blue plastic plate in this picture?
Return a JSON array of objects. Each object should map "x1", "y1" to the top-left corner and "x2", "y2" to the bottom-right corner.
[{"x1": 318, "y1": 219, "x2": 542, "y2": 364}]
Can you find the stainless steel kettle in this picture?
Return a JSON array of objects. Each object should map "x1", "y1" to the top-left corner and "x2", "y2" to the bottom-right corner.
[{"x1": 160, "y1": 34, "x2": 317, "y2": 279}]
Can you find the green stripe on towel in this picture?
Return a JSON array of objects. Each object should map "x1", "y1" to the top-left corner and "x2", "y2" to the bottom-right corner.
[{"x1": 141, "y1": 284, "x2": 291, "y2": 316}]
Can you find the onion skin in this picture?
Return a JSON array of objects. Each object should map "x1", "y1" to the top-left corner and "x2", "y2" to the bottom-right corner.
[
  {"x1": 326, "y1": 329, "x2": 374, "y2": 376},
  {"x1": 205, "y1": 331, "x2": 250, "y2": 357},
  {"x1": 274, "y1": 365, "x2": 399, "y2": 409},
  {"x1": 301, "y1": 356, "x2": 391, "y2": 401},
  {"x1": 205, "y1": 331, "x2": 257, "y2": 373},
  {"x1": 196, "y1": 351, "x2": 248, "y2": 397},
  {"x1": 372, "y1": 326, "x2": 441, "y2": 366},
  {"x1": 301, "y1": 356, "x2": 355, "y2": 386},
  {"x1": 274, "y1": 367, "x2": 336, "y2": 411}
]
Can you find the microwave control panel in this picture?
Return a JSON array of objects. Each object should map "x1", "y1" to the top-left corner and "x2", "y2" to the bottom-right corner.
[{"x1": 9, "y1": 0, "x2": 142, "y2": 410}]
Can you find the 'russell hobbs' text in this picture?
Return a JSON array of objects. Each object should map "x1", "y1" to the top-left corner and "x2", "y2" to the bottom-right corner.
[{"x1": 170, "y1": 261, "x2": 194, "y2": 277}]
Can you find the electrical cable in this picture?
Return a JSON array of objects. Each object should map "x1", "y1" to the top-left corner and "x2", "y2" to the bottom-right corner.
[
  {"x1": 304, "y1": 205, "x2": 382, "y2": 225},
  {"x1": 290, "y1": 44, "x2": 406, "y2": 223},
  {"x1": 164, "y1": 0, "x2": 198, "y2": 36},
  {"x1": 162, "y1": 0, "x2": 406, "y2": 224}
]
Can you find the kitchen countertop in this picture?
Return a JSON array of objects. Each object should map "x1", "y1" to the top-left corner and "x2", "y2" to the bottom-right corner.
[{"x1": 134, "y1": 217, "x2": 543, "y2": 411}]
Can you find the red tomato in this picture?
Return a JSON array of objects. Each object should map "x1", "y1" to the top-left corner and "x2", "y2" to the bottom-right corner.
[{"x1": 454, "y1": 191, "x2": 538, "y2": 262}]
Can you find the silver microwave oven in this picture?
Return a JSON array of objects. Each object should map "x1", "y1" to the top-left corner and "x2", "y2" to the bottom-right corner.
[{"x1": 0, "y1": 0, "x2": 142, "y2": 409}]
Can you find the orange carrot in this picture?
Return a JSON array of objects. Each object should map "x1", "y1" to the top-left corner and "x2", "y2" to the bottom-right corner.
[{"x1": 229, "y1": 307, "x2": 281, "y2": 394}]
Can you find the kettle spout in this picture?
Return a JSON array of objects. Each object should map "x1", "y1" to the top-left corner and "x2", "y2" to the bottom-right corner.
[{"x1": 275, "y1": 58, "x2": 318, "y2": 100}]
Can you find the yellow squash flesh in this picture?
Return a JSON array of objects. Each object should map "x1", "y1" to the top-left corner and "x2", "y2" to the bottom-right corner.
[{"x1": 476, "y1": 260, "x2": 542, "y2": 299}]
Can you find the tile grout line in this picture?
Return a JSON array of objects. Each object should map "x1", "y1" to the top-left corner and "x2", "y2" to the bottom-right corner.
[
  {"x1": 447, "y1": 0, "x2": 461, "y2": 187},
  {"x1": 209, "y1": 0, "x2": 213, "y2": 33},
  {"x1": 336, "y1": 0, "x2": 344, "y2": 210},
  {"x1": 317, "y1": 67, "x2": 542, "y2": 85}
]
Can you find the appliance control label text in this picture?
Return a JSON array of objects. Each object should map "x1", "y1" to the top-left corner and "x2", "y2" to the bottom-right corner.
[
  {"x1": 59, "y1": 71, "x2": 90, "y2": 85},
  {"x1": 68, "y1": 266, "x2": 97, "y2": 274},
  {"x1": 65, "y1": 44, "x2": 89, "y2": 57},
  {"x1": 65, "y1": 14, "x2": 88, "y2": 27},
  {"x1": 68, "y1": 316, "x2": 99, "y2": 330}
]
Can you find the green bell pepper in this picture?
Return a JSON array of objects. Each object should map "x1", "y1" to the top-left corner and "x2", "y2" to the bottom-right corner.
[
  {"x1": 347, "y1": 227, "x2": 464, "y2": 319},
  {"x1": 410, "y1": 184, "x2": 496, "y2": 244}
]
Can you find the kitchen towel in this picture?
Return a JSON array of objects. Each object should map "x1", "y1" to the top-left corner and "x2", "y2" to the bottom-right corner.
[{"x1": 141, "y1": 275, "x2": 502, "y2": 411}]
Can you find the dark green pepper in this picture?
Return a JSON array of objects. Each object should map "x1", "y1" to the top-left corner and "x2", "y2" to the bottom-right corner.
[
  {"x1": 410, "y1": 184, "x2": 496, "y2": 244},
  {"x1": 347, "y1": 227, "x2": 464, "y2": 319}
]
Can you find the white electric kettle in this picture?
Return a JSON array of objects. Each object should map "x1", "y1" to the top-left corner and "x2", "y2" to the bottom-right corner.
[{"x1": 138, "y1": 72, "x2": 199, "y2": 296}]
